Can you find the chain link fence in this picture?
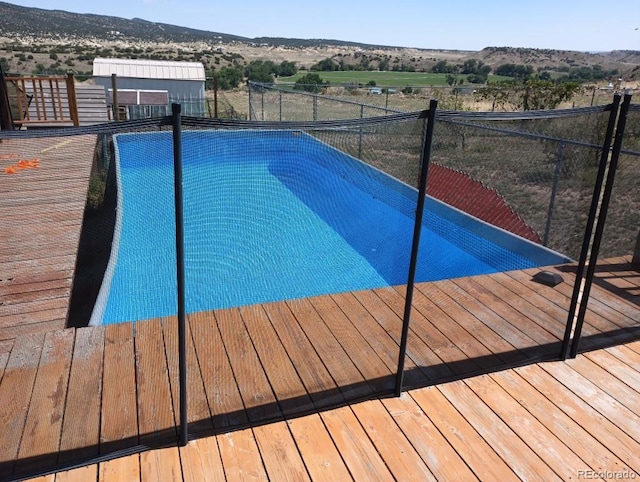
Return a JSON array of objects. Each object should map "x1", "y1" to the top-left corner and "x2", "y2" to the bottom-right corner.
[{"x1": 430, "y1": 107, "x2": 614, "y2": 260}]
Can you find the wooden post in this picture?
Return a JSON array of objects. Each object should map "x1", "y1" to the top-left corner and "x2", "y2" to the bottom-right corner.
[
  {"x1": 632, "y1": 229, "x2": 640, "y2": 269},
  {"x1": 66, "y1": 73, "x2": 80, "y2": 126},
  {"x1": 0, "y1": 65, "x2": 13, "y2": 130},
  {"x1": 111, "y1": 73, "x2": 119, "y2": 121}
]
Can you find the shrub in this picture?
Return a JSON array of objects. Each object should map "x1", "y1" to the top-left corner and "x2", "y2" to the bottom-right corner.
[{"x1": 294, "y1": 73, "x2": 327, "y2": 93}]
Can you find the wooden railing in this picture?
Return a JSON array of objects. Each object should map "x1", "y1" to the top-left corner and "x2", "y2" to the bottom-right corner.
[{"x1": 3, "y1": 73, "x2": 79, "y2": 127}]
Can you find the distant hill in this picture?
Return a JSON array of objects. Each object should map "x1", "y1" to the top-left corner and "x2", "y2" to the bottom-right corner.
[
  {"x1": 0, "y1": 1, "x2": 638, "y2": 82},
  {"x1": 0, "y1": 1, "x2": 248, "y2": 43},
  {"x1": 0, "y1": 1, "x2": 399, "y2": 49},
  {"x1": 472, "y1": 46, "x2": 628, "y2": 71}
]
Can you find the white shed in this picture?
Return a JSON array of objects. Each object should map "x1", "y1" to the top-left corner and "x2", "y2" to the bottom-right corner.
[{"x1": 93, "y1": 58, "x2": 206, "y2": 117}]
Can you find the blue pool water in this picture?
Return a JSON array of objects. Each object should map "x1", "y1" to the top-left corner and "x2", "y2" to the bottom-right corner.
[{"x1": 91, "y1": 130, "x2": 570, "y2": 325}]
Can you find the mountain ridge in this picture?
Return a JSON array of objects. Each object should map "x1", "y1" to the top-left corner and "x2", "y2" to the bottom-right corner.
[
  {"x1": 0, "y1": 1, "x2": 410, "y2": 49},
  {"x1": 0, "y1": 0, "x2": 638, "y2": 81}
]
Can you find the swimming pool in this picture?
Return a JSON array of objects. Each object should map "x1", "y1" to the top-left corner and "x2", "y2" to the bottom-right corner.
[{"x1": 90, "y1": 130, "x2": 570, "y2": 325}]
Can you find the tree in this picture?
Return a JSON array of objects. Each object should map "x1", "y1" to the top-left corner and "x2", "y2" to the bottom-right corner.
[
  {"x1": 277, "y1": 61, "x2": 297, "y2": 77},
  {"x1": 294, "y1": 73, "x2": 327, "y2": 93},
  {"x1": 494, "y1": 63, "x2": 534, "y2": 80},
  {"x1": 461, "y1": 59, "x2": 491, "y2": 83},
  {"x1": 538, "y1": 71, "x2": 552, "y2": 81},
  {"x1": 432, "y1": 60, "x2": 458, "y2": 74},
  {"x1": 310, "y1": 58, "x2": 338, "y2": 72},
  {"x1": 520, "y1": 79, "x2": 581, "y2": 110},
  {"x1": 216, "y1": 65, "x2": 244, "y2": 90},
  {"x1": 475, "y1": 79, "x2": 582, "y2": 111},
  {"x1": 245, "y1": 60, "x2": 277, "y2": 83}
]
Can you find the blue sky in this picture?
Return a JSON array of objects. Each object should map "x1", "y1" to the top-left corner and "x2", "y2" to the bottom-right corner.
[{"x1": 7, "y1": 0, "x2": 640, "y2": 51}]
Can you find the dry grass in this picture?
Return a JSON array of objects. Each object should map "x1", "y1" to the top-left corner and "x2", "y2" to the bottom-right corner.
[{"x1": 209, "y1": 84, "x2": 627, "y2": 121}]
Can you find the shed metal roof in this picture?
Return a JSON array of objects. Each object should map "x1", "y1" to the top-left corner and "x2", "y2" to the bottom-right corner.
[{"x1": 93, "y1": 58, "x2": 206, "y2": 81}]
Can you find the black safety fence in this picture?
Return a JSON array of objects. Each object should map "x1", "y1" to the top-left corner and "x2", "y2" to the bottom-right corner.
[
  {"x1": 0, "y1": 107, "x2": 433, "y2": 480},
  {"x1": 562, "y1": 95, "x2": 640, "y2": 358},
  {"x1": 0, "y1": 95, "x2": 636, "y2": 480},
  {"x1": 431, "y1": 106, "x2": 614, "y2": 260}
]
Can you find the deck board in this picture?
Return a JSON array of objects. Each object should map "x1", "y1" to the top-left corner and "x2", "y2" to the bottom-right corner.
[
  {"x1": 252, "y1": 421, "x2": 311, "y2": 481},
  {"x1": 188, "y1": 311, "x2": 248, "y2": 429},
  {"x1": 215, "y1": 307, "x2": 279, "y2": 424},
  {"x1": 308, "y1": 294, "x2": 393, "y2": 393},
  {"x1": 539, "y1": 361, "x2": 640, "y2": 443},
  {"x1": 382, "y1": 394, "x2": 480, "y2": 481},
  {"x1": 453, "y1": 276, "x2": 561, "y2": 346},
  {"x1": 350, "y1": 400, "x2": 437, "y2": 481},
  {"x1": 376, "y1": 285, "x2": 481, "y2": 377},
  {"x1": 0, "y1": 339, "x2": 14, "y2": 380},
  {"x1": 178, "y1": 436, "x2": 225, "y2": 482},
  {"x1": 489, "y1": 369, "x2": 627, "y2": 474},
  {"x1": 135, "y1": 320, "x2": 176, "y2": 445},
  {"x1": 0, "y1": 333, "x2": 45, "y2": 475},
  {"x1": 0, "y1": 257, "x2": 635, "y2": 481},
  {"x1": 285, "y1": 415, "x2": 352, "y2": 481},
  {"x1": 319, "y1": 406, "x2": 394, "y2": 481},
  {"x1": 0, "y1": 135, "x2": 95, "y2": 342},
  {"x1": 516, "y1": 363, "x2": 640, "y2": 474},
  {"x1": 216, "y1": 428, "x2": 268, "y2": 480},
  {"x1": 369, "y1": 286, "x2": 459, "y2": 380},
  {"x1": 139, "y1": 446, "x2": 182, "y2": 482},
  {"x1": 463, "y1": 374, "x2": 595, "y2": 477},
  {"x1": 161, "y1": 317, "x2": 213, "y2": 436},
  {"x1": 238, "y1": 303, "x2": 314, "y2": 417},
  {"x1": 57, "y1": 326, "x2": 105, "y2": 464},
  {"x1": 261, "y1": 301, "x2": 345, "y2": 409},
  {"x1": 409, "y1": 385, "x2": 520, "y2": 481},
  {"x1": 100, "y1": 323, "x2": 138, "y2": 453},
  {"x1": 16, "y1": 330, "x2": 74, "y2": 475},
  {"x1": 288, "y1": 296, "x2": 375, "y2": 401},
  {"x1": 435, "y1": 379, "x2": 560, "y2": 481}
]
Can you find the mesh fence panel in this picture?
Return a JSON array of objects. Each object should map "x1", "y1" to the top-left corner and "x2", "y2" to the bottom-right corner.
[
  {"x1": 0, "y1": 120, "x2": 176, "y2": 477},
  {"x1": 175, "y1": 115, "x2": 423, "y2": 317},
  {"x1": 2, "y1": 99, "x2": 635, "y2": 478},
  {"x1": 600, "y1": 103, "x2": 640, "y2": 259},
  {"x1": 429, "y1": 107, "x2": 613, "y2": 260}
]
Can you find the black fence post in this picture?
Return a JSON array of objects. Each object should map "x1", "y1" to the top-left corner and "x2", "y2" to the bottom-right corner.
[
  {"x1": 279, "y1": 90, "x2": 282, "y2": 122},
  {"x1": 569, "y1": 93, "x2": 633, "y2": 358},
  {"x1": 395, "y1": 100, "x2": 438, "y2": 396},
  {"x1": 560, "y1": 94, "x2": 621, "y2": 360},
  {"x1": 172, "y1": 103, "x2": 189, "y2": 446}
]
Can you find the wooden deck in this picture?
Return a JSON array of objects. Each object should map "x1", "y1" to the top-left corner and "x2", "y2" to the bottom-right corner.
[
  {"x1": 0, "y1": 258, "x2": 638, "y2": 481},
  {"x1": 0, "y1": 135, "x2": 96, "y2": 341}
]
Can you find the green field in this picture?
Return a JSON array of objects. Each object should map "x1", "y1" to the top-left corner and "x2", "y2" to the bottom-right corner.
[{"x1": 278, "y1": 71, "x2": 510, "y2": 87}]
